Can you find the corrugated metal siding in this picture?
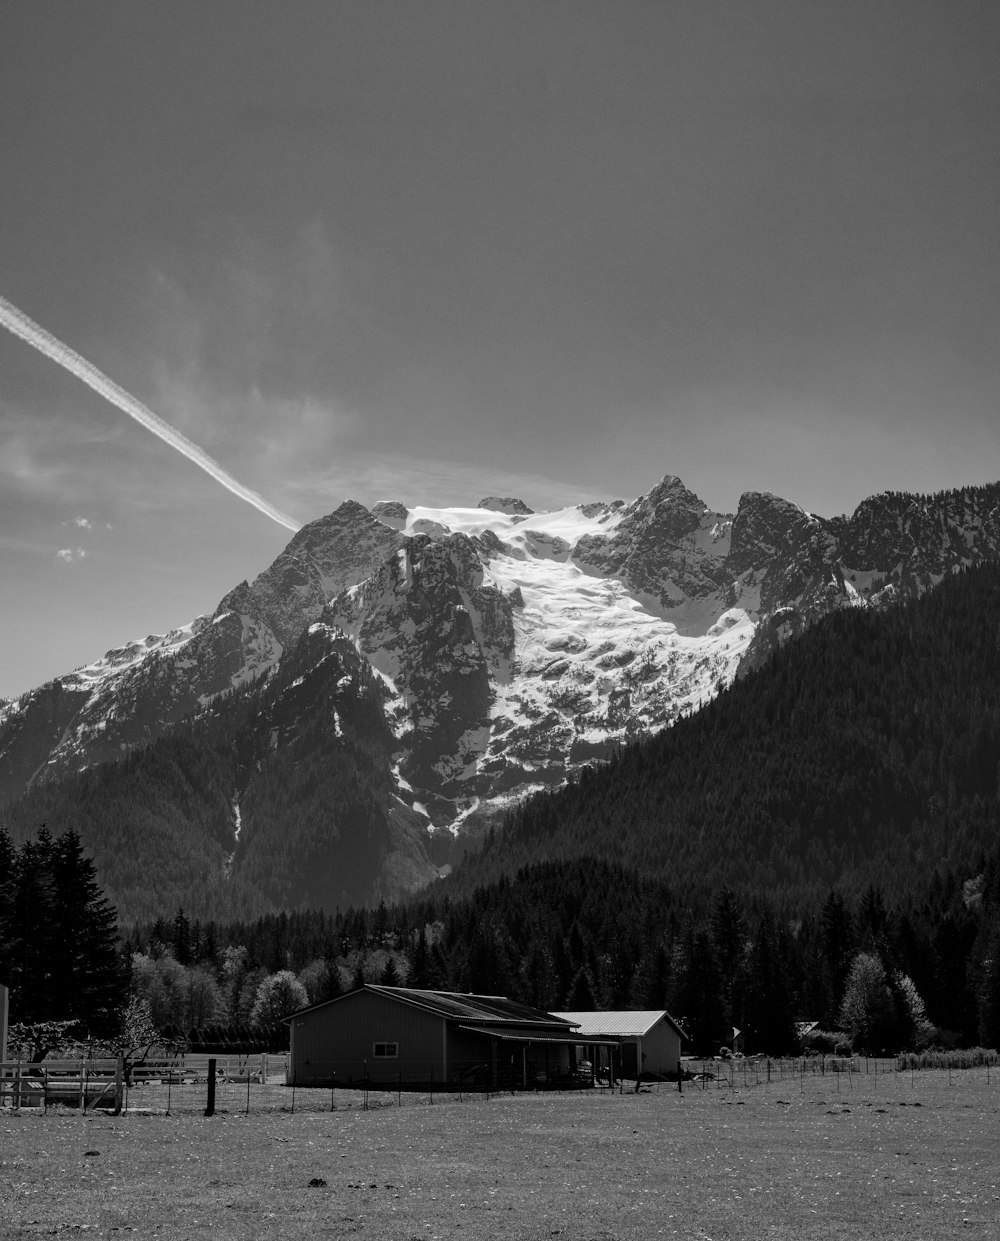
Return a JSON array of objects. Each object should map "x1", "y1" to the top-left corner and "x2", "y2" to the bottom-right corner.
[
  {"x1": 290, "y1": 993, "x2": 585, "y2": 1087},
  {"x1": 290, "y1": 989, "x2": 445, "y2": 1085},
  {"x1": 553, "y1": 1010, "x2": 671, "y2": 1037},
  {"x1": 641, "y1": 1021, "x2": 681, "y2": 1075},
  {"x1": 554, "y1": 1012, "x2": 682, "y2": 1076}
]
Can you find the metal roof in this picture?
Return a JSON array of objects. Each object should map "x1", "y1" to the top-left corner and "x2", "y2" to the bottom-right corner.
[
  {"x1": 458, "y1": 1025, "x2": 620, "y2": 1047},
  {"x1": 285, "y1": 985, "x2": 579, "y2": 1028},
  {"x1": 552, "y1": 1010, "x2": 686, "y2": 1039},
  {"x1": 372, "y1": 986, "x2": 578, "y2": 1026}
]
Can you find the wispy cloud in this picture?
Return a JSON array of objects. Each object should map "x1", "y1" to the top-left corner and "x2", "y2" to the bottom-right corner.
[
  {"x1": 0, "y1": 293, "x2": 299, "y2": 532},
  {"x1": 280, "y1": 450, "x2": 607, "y2": 516},
  {"x1": 73, "y1": 516, "x2": 93, "y2": 530},
  {"x1": 55, "y1": 547, "x2": 87, "y2": 563}
]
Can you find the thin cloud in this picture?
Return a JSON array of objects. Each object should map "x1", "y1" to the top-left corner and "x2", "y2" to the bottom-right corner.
[
  {"x1": 282, "y1": 451, "x2": 608, "y2": 516},
  {"x1": 73, "y1": 516, "x2": 94, "y2": 530},
  {"x1": 0, "y1": 293, "x2": 299, "y2": 533},
  {"x1": 55, "y1": 547, "x2": 87, "y2": 564}
]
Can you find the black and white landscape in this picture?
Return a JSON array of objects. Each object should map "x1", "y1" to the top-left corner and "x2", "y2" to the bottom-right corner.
[{"x1": 2, "y1": 473, "x2": 999, "y2": 919}]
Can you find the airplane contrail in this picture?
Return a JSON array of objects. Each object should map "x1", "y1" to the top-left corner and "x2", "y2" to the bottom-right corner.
[{"x1": 0, "y1": 293, "x2": 301, "y2": 533}]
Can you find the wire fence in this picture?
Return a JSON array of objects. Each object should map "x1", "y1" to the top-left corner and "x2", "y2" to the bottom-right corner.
[
  {"x1": 4, "y1": 1050, "x2": 996, "y2": 1117},
  {"x1": 1, "y1": 1052, "x2": 626, "y2": 1117},
  {"x1": 679, "y1": 1052, "x2": 998, "y2": 1094}
]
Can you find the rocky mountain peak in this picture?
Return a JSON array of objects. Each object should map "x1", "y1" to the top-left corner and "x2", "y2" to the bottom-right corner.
[
  {"x1": 4, "y1": 470, "x2": 1000, "y2": 913},
  {"x1": 371, "y1": 500, "x2": 409, "y2": 529},
  {"x1": 727, "y1": 492, "x2": 820, "y2": 575},
  {"x1": 478, "y1": 496, "x2": 534, "y2": 514},
  {"x1": 572, "y1": 472, "x2": 732, "y2": 622}
]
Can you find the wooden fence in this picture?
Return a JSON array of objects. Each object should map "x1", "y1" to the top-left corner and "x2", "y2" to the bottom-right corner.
[{"x1": 0, "y1": 1057, "x2": 124, "y2": 1112}]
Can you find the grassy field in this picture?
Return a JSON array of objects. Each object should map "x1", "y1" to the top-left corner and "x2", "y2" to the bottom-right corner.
[{"x1": 1, "y1": 1070, "x2": 997, "y2": 1240}]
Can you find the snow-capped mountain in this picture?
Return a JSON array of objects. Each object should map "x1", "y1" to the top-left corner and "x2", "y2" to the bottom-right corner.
[{"x1": 3, "y1": 473, "x2": 1000, "y2": 882}]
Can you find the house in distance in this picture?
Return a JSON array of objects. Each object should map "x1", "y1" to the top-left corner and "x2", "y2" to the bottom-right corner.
[{"x1": 285, "y1": 985, "x2": 614, "y2": 1090}]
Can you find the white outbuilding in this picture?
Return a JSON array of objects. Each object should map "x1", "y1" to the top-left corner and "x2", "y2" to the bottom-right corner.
[{"x1": 553, "y1": 1010, "x2": 686, "y2": 1079}]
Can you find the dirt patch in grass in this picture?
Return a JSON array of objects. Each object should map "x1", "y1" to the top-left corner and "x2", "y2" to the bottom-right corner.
[{"x1": 1, "y1": 1072, "x2": 997, "y2": 1239}]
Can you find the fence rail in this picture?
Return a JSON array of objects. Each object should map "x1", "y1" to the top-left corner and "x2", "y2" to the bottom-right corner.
[
  {"x1": 0, "y1": 1058, "x2": 123, "y2": 1111},
  {"x1": 679, "y1": 1052, "x2": 998, "y2": 1091},
  {"x1": 3, "y1": 1050, "x2": 995, "y2": 1116}
]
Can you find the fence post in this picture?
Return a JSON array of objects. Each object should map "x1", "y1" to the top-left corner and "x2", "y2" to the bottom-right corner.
[{"x1": 205, "y1": 1059, "x2": 217, "y2": 1117}]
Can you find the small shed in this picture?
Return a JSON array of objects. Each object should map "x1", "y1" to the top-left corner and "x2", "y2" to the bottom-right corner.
[
  {"x1": 553, "y1": 1010, "x2": 686, "y2": 1079},
  {"x1": 285, "y1": 985, "x2": 595, "y2": 1089}
]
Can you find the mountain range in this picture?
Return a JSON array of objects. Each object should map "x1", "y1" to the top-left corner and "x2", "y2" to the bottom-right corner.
[{"x1": 2, "y1": 473, "x2": 999, "y2": 919}]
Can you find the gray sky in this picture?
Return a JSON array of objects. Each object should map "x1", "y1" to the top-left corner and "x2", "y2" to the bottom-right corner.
[{"x1": 2, "y1": 1, "x2": 998, "y2": 699}]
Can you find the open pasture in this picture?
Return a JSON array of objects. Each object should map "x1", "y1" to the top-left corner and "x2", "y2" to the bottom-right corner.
[{"x1": 1, "y1": 1070, "x2": 996, "y2": 1240}]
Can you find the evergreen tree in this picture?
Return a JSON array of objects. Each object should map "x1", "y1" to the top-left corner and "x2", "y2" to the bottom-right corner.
[
  {"x1": 564, "y1": 966, "x2": 598, "y2": 1010},
  {"x1": 735, "y1": 913, "x2": 797, "y2": 1055},
  {"x1": 1, "y1": 827, "x2": 122, "y2": 1044},
  {"x1": 519, "y1": 941, "x2": 561, "y2": 1010},
  {"x1": 49, "y1": 829, "x2": 122, "y2": 1038},
  {"x1": 673, "y1": 930, "x2": 727, "y2": 1055},
  {"x1": 629, "y1": 942, "x2": 672, "y2": 1009},
  {"x1": 820, "y1": 890, "x2": 855, "y2": 1010},
  {"x1": 407, "y1": 928, "x2": 432, "y2": 989}
]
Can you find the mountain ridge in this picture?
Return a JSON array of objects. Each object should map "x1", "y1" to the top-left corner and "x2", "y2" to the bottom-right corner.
[{"x1": 2, "y1": 472, "x2": 1000, "y2": 916}]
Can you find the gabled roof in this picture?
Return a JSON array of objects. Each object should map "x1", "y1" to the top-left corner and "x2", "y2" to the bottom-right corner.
[
  {"x1": 285, "y1": 984, "x2": 579, "y2": 1028},
  {"x1": 458, "y1": 1025, "x2": 620, "y2": 1047},
  {"x1": 371, "y1": 986, "x2": 577, "y2": 1026},
  {"x1": 552, "y1": 1010, "x2": 687, "y2": 1039}
]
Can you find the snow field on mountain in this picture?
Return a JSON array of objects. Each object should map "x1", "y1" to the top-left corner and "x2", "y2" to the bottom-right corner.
[
  {"x1": 361, "y1": 501, "x2": 753, "y2": 834},
  {"x1": 402, "y1": 501, "x2": 624, "y2": 549},
  {"x1": 490, "y1": 549, "x2": 753, "y2": 733}
]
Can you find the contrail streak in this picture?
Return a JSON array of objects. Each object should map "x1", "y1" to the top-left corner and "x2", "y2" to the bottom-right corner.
[{"x1": 0, "y1": 293, "x2": 301, "y2": 533}]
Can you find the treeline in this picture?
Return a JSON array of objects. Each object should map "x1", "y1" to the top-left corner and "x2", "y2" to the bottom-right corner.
[
  {"x1": 453, "y1": 563, "x2": 1000, "y2": 905},
  {"x1": 3, "y1": 833, "x2": 999, "y2": 1060},
  {"x1": 123, "y1": 847, "x2": 1000, "y2": 1057}
]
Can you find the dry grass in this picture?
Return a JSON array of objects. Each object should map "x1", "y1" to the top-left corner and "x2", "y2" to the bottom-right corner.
[{"x1": 1, "y1": 1070, "x2": 997, "y2": 1239}]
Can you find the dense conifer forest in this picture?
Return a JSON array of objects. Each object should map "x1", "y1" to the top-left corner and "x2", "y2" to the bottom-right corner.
[
  {"x1": 0, "y1": 828, "x2": 122, "y2": 1056},
  {"x1": 0, "y1": 629, "x2": 407, "y2": 921}
]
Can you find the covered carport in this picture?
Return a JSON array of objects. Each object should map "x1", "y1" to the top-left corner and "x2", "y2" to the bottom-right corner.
[{"x1": 458, "y1": 1025, "x2": 621, "y2": 1089}]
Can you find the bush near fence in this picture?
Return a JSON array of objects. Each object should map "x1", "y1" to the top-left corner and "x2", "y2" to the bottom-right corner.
[{"x1": 896, "y1": 1046, "x2": 999, "y2": 1071}]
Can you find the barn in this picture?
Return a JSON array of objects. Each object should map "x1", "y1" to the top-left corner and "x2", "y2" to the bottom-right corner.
[
  {"x1": 553, "y1": 1010, "x2": 686, "y2": 1079},
  {"x1": 285, "y1": 985, "x2": 598, "y2": 1089}
]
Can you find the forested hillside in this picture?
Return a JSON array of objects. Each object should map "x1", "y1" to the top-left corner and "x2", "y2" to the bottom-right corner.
[
  {"x1": 115, "y1": 843, "x2": 1000, "y2": 1058},
  {"x1": 0, "y1": 626, "x2": 436, "y2": 921},
  {"x1": 453, "y1": 563, "x2": 1000, "y2": 905}
]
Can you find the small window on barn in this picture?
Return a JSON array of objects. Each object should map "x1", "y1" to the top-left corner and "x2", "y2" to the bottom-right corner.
[{"x1": 373, "y1": 1042, "x2": 398, "y2": 1058}]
